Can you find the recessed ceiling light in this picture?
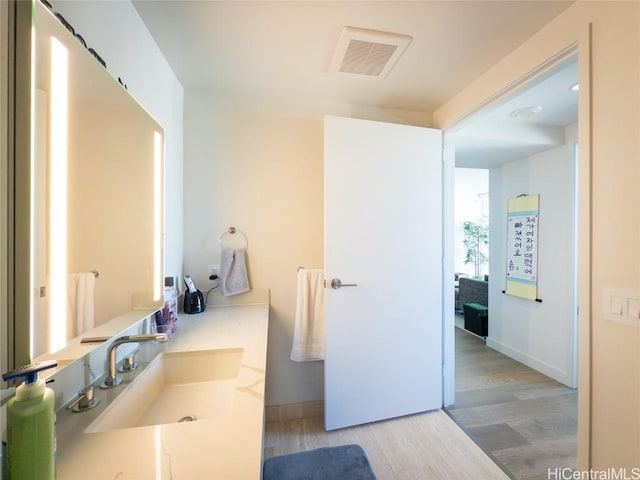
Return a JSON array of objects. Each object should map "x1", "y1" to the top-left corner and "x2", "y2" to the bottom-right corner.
[
  {"x1": 509, "y1": 105, "x2": 543, "y2": 119},
  {"x1": 570, "y1": 82, "x2": 579, "y2": 91}
]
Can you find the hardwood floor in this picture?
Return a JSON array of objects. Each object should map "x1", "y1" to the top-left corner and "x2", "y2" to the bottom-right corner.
[
  {"x1": 262, "y1": 323, "x2": 576, "y2": 479},
  {"x1": 264, "y1": 409, "x2": 510, "y2": 479},
  {"x1": 446, "y1": 325, "x2": 578, "y2": 480}
]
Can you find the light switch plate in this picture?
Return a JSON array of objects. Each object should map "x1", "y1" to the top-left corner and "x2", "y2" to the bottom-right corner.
[
  {"x1": 610, "y1": 295, "x2": 623, "y2": 315},
  {"x1": 603, "y1": 288, "x2": 640, "y2": 327},
  {"x1": 627, "y1": 298, "x2": 640, "y2": 319}
]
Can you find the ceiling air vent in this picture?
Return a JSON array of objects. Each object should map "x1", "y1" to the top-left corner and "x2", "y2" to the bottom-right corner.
[{"x1": 329, "y1": 27, "x2": 412, "y2": 78}]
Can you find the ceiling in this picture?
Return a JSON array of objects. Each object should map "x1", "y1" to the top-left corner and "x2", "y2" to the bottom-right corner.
[
  {"x1": 454, "y1": 56, "x2": 578, "y2": 168},
  {"x1": 133, "y1": 0, "x2": 577, "y2": 167}
]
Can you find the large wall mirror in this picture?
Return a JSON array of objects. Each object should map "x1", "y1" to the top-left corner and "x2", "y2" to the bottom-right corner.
[{"x1": 6, "y1": 0, "x2": 164, "y2": 375}]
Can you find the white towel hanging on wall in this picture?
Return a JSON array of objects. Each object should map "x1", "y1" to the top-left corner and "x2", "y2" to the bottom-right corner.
[
  {"x1": 291, "y1": 268, "x2": 325, "y2": 362},
  {"x1": 66, "y1": 272, "x2": 96, "y2": 339},
  {"x1": 220, "y1": 248, "x2": 250, "y2": 297},
  {"x1": 219, "y1": 227, "x2": 251, "y2": 297}
]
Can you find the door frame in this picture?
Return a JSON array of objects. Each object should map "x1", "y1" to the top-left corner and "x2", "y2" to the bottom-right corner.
[{"x1": 440, "y1": 39, "x2": 592, "y2": 466}]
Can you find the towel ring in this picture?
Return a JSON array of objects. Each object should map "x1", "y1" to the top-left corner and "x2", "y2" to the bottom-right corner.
[{"x1": 220, "y1": 227, "x2": 248, "y2": 249}]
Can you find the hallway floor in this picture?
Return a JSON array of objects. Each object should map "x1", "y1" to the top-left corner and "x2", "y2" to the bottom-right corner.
[{"x1": 446, "y1": 325, "x2": 578, "y2": 480}]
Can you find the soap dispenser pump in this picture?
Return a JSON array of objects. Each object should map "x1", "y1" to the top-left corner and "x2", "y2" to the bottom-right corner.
[{"x1": 2, "y1": 360, "x2": 58, "y2": 480}]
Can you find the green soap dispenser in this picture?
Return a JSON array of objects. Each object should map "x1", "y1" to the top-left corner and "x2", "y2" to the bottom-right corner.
[{"x1": 2, "y1": 360, "x2": 57, "y2": 480}]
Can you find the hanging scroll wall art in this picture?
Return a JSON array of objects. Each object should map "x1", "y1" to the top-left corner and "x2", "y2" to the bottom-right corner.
[{"x1": 505, "y1": 194, "x2": 541, "y2": 302}]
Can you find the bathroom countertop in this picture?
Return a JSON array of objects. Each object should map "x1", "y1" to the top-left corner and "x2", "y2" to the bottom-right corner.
[{"x1": 55, "y1": 290, "x2": 270, "y2": 480}]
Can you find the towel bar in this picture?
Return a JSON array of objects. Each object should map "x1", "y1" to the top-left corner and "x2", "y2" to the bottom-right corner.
[{"x1": 220, "y1": 226, "x2": 248, "y2": 249}]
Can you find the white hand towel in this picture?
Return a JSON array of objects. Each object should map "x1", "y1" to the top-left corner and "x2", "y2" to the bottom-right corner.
[
  {"x1": 221, "y1": 247, "x2": 250, "y2": 297},
  {"x1": 291, "y1": 268, "x2": 325, "y2": 362},
  {"x1": 67, "y1": 272, "x2": 95, "y2": 339}
]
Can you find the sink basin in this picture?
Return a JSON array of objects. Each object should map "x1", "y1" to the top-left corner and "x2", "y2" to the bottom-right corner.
[{"x1": 86, "y1": 348, "x2": 244, "y2": 432}]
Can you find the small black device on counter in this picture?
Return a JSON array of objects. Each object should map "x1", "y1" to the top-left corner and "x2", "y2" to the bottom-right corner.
[{"x1": 183, "y1": 275, "x2": 205, "y2": 314}]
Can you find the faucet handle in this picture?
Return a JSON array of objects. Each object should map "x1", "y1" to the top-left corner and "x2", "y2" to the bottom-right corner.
[
  {"x1": 66, "y1": 386, "x2": 100, "y2": 413},
  {"x1": 100, "y1": 375, "x2": 123, "y2": 389},
  {"x1": 118, "y1": 354, "x2": 138, "y2": 373}
]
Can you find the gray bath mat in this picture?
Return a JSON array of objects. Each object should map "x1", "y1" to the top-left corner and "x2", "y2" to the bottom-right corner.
[{"x1": 263, "y1": 444, "x2": 377, "y2": 480}]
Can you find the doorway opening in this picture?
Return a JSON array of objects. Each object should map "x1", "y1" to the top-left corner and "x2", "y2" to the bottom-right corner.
[
  {"x1": 444, "y1": 55, "x2": 579, "y2": 479},
  {"x1": 453, "y1": 169, "x2": 489, "y2": 328}
]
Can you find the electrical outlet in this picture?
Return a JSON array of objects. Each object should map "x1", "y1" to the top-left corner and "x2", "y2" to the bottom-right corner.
[{"x1": 207, "y1": 264, "x2": 220, "y2": 283}]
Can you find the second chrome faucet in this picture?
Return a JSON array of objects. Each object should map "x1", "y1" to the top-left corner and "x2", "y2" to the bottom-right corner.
[{"x1": 101, "y1": 334, "x2": 168, "y2": 389}]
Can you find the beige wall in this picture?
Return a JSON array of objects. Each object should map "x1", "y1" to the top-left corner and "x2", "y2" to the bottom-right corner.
[
  {"x1": 435, "y1": 0, "x2": 640, "y2": 470},
  {"x1": 184, "y1": 94, "x2": 327, "y2": 405}
]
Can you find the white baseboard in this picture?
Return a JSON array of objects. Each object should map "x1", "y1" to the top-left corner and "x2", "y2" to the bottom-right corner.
[{"x1": 485, "y1": 337, "x2": 576, "y2": 388}]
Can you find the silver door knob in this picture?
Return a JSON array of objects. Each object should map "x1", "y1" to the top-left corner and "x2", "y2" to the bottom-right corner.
[{"x1": 330, "y1": 278, "x2": 358, "y2": 289}]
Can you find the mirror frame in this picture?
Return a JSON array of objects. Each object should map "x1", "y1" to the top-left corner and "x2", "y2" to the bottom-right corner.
[
  {"x1": 0, "y1": 0, "x2": 14, "y2": 376},
  {"x1": 10, "y1": 0, "x2": 32, "y2": 370}
]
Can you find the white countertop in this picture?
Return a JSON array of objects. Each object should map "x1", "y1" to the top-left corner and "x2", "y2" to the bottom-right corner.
[{"x1": 55, "y1": 290, "x2": 270, "y2": 480}]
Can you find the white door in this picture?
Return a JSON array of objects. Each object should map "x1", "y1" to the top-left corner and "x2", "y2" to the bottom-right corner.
[{"x1": 324, "y1": 115, "x2": 443, "y2": 431}]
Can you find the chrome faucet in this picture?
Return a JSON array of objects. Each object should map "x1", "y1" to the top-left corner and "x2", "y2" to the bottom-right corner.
[{"x1": 100, "y1": 334, "x2": 168, "y2": 389}]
